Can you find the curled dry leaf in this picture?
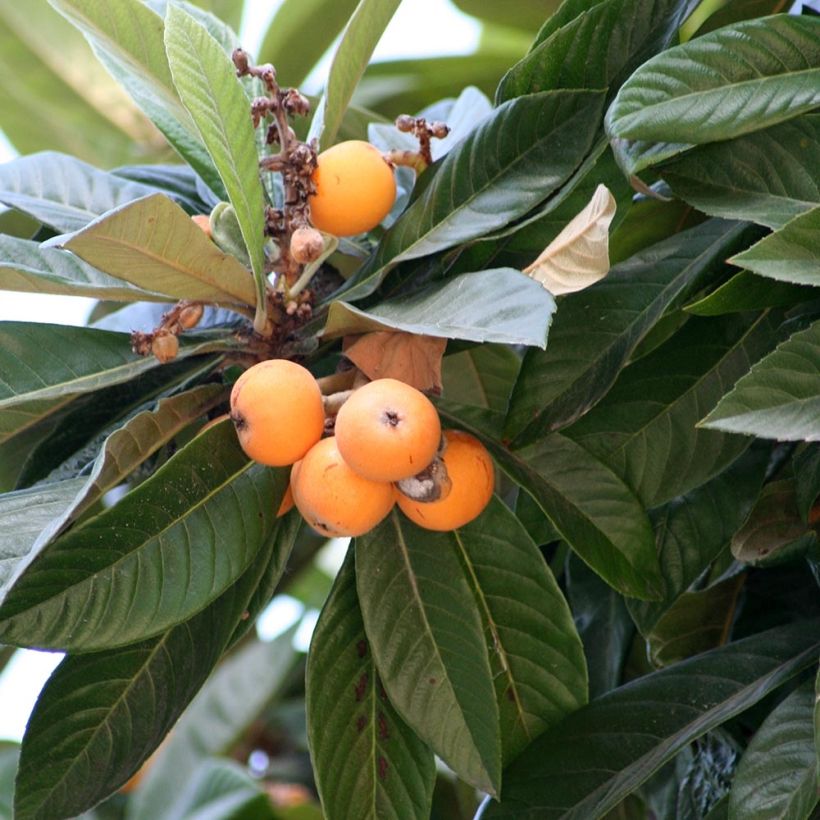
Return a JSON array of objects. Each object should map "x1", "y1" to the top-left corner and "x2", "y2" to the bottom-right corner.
[
  {"x1": 524, "y1": 183, "x2": 616, "y2": 295},
  {"x1": 343, "y1": 331, "x2": 446, "y2": 393}
]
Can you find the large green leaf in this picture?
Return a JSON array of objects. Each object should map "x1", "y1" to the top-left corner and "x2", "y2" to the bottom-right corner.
[
  {"x1": 607, "y1": 16, "x2": 820, "y2": 148},
  {"x1": 49, "y1": 0, "x2": 222, "y2": 193},
  {"x1": 306, "y1": 550, "x2": 436, "y2": 820},
  {"x1": 355, "y1": 511, "x2": 502, "y2": 795},
  {"x1": 627, "y1": 447, "x2": 769, "y2": 637},
  {"x1": 700, "y1": 317, "x2": 820, "y2": 442},
  {"x1": 0, "y1": 0, "x2": 158, "y2": 166},
  {"x1": 661, "y1": 115, "x2": 820, "y2": 229},
  {"x1": 56, "y1": 194, "x2": 258, "y2": 307},
  {"x1": 684, "y1": 270, "x2": 816, "y2": 316},
  {"x1": 164, "y1": 5, "x2": 268, "y2": 330},
  {"x1": 454, "y1": 497, "x2": 588, "y2": 762},
  {"x1": 0, "y1": 152, "x2": 164, "y2": 233},
  {"x1": 0, "y1": 422, "x2": 287, "y2": 651},
  {"x1": 0, "y1": 322, "x2": 227, "y2": 409},
  {"x1": 0, "y1": 235, "x2": 168, "y2": 302},
  {"x1": 441, "y1": 344, "x2": 522, "y2": 416},
  {"x1": 568, "y1": 313, "x2": 779, "y2": 507},
  {"x1": 324, "y1": 269, "x2": 555, "y2": 348},
  {"x1": 497, "y1": 0, "x2": 691, "y2": 103},
  {"x1": 308, "y1": 0, "x2": 401, "y2": 149},
  {"x1": 565, "y1": 554, "x2": 634, "y2": 699},
  {"x1": 506, "y1": 219, "x2": 754, "y2": 444},
  {"x1": 131, "y1": 628, "x2": 299, "y2": 820},
  {"x1": 729, "y1": 205, "x2": 820, "y2": 286},
  {"x1": 13, "y1": 515, "x2": 296, "y2": 820},
  {"x1": 481, "y1": 619, "x2": 820, "y2": 819},
  {"x1": 795, "y1": 444, "x2": 820, "y2": 521},
  {"x1": 728, "y1": 681, "x2": 819, "y2": 820},
  {"x1": 258, "y1": 0, "x2": 361, "y2": 88},
  {"x1": 339, "y1": 89, "x2": 606, "y2": 301}
]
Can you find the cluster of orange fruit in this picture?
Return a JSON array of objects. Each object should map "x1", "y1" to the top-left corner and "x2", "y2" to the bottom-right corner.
[{"x1": 229, "y1": 360, "x2": 495, "y2": 537}]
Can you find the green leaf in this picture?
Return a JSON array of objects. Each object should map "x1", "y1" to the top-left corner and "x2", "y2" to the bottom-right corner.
[
  {"x1": 627, "y1": 446, "x2": 769, "y2": 637},
  {"x1": 497, "y1": 0, "x2": 691, "y2": 103},
  {"x1": 308, "y1": 0, "x2": 402, "y2": 149},
  {"x1": 731, "y1": 479, "x2": 816, "y2": 566},
  {"x1": 453, "y1": 497, "x2": 588, "y2": 763},
  {"x1": 306, "y1": 550, "x2": 436, "y2": 820},
  {"x1": 258, "y1": 0, "x2": 361, "y2": 87},
  {"x1": 441, "y1": 344, "x2": 522, "y2": 415},
  {"x1": 339, "y1": 90, "x2": 606, "y2": 301},
  {"x1": 606, "y1": 16, "x2": 820, "y2": 146},
  {"x1": 729, "y1": 205, "x2": 820, "y2": 286},
  {"x1": 728, "y1": 681, "x2": 819, "y2": 820},
  {"x1": 0, "y1": 743, "x2": 19, "y2": 819},
  {"x1": 13, "y1": 518, "x2": 295, "y2": 820},
  {"x1": 795, "y1": 444, "x2": 820, "y2": 521},
  {"x1": 691, "y1": 0, "x2": 790, "y2": 36},
  {"x1": 506, "y1": 219, "x2": 754, "y2": 444},
  {"x1": 661, "y1": 115, "x2": 820, "y2": 230},
  {"x1": 648, "y1": 574, "x2": 745, "y2": 667},
  {"x1": 355, "y1": 510, "x2": 502, "y2": 795},
  {"x1": 0, "y1": 235, "x2": 169, "y2": 302},
  {"x1": 0, "y1": 422, "x2": 288, "y2": 651},
  {"x1": 49, "y1": 0, "x2": 223, "y2": 194},
  {"x1": 482, "y1": 619, "x2": 820, "y2": 819},
  {"x1": 565, "y1": 553, "x2": 635, "y2": 699},
  {"x1": 568, "y1": 313, "x2": 780, "y2": 507},
  {"x1": 324, "y1": 270, "x2": 555, "y2": 348},
  {"x1": 132, "y1": 629, "x2": 299, "y2": 819},
  {"x1": 32, "y1": 384, "x2": 226, "y2": 553},
  {"x1": 700, "y1": 317, "x2": 820, "y2": 442},
  {"x1": 164, "y1": 4, "x2": 268, "y2": 330},
  {"x1": 0, "y1": 322, "x2": 226, "y2": 409},
  {"x1": 684, "y1": 271, "x2": 816, "y2": 316},
  {"x1": 56, "y1": 194, "x2": 258, "y2": 307},
  {"x1": 0, "y1": 151, "x2": 164, "y2": 233}
]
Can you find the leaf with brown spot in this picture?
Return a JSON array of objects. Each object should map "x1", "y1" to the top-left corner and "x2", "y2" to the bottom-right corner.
[{"x1": 343, "y1": 331, "x2": 446, "y2": 393}]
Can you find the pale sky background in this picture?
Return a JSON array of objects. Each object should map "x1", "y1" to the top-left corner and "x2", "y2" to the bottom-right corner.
[{"x1": 0, "y1": 0, "x2": 480, "y2": 742}]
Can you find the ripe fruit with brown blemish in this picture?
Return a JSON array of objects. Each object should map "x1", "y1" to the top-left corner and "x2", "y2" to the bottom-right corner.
[
  {"x1": 396, "y1": 430, "x2": 494, "y2": 531},
  {"x1": 290, "y1": 225, "x2": 324, "y2": 264},
  {"x1": 308, "y1": 140, "x2": 396, "y2": 237},
  {"x1": 334, "y1": 378, "x2": 442, "y2": 483},
  {"x1": 230, "y1": 359, "x2": 324, "y2": 467},
  {"x1": 290, "y1": 436, "x2": 394, "y2": 537}
]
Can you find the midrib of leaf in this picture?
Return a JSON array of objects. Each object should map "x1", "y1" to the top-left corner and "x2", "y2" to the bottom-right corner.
[
  {"x1": 596, "y1": 313, "x2": 770, "y2": 459},
  {"x1": 0, "y1": 396, "x2": 75, "y2": 444},
  {"x1": 453, "y1": 529, "x2": 531, "y2": 746},
  {"x1": 3, "y1": 457, "x2": 255, "y2": 618}
]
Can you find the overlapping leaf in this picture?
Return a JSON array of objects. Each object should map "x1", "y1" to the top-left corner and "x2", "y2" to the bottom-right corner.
[
  {"x1": 661, "y1": 115, "x2": 820, "y2": 229},
  {"x1": 700, "y1": 317, "x2": 820, "y2": 441},
  {"x1": 0, "y1": 422, "x2": 286, "y2": 651},
  {"x1": 728, "y1": 681, "x2": 819, "y2": 820},
  {"x1": 0, "y1": 152, "x2": 163, "y2": 233},
  {"x1": 13, "y1": 513, "x2": 297, "y2": 820},
  {"x1": 482, "y1": 619, "x2": 820, "y2": 819},
  {"x1": 606, "y1": 15, "x2": 820, "y2": 145},
  {"x1": 324, "y1": 269, "x2": 555, "y2": 348},
  {"x1": 506, "y1": 220, "x2": 755, "y2": 444},
  {"x1": 355, "y1": 511, "x2": 502, "y2": 795},
  {"x1": 307, "y1": 550, "x2": 436, "y2": 820},
  {"x1": 49, "y1": 0, "x2": 222, "y2": 193},
  {"x1": 684, "y1": 271, "x2": 815, "y2": 316},
  {"x1": 164, "y1": 5, "x2": 268, "y2": 329},
  {"x1": 56, "y1": 194, "x2": 258, "y2": 306},
  {"x1": 441, "y1": 344, "x2": 522, "y2": 415},
  {"x1": 339, "y1": 89, "x2": 606, "y2": 301},
  {"x1": 568, "y1": 313, "x2": 779, "y2": 507}
]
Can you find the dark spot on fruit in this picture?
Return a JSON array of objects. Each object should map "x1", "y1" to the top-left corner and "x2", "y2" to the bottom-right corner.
[{"x1": 231, "y1": 412, "x2": 246, "y2": 431}]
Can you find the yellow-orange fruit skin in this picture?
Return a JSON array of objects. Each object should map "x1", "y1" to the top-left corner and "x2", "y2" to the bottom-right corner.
[
  {"x1": 277, "y1": 484, "x2": 295, "y2": 517},
  {"x1": 290, "y1": 437, "x2": 394, "y2": 537},
  {"x1": 334, "y1": 378, "x2": 442, "y2": 483},
  {"x1": 191, "y1": 214, "x2": 212, "y2": 238},
  {"x1": 396, "y1": 430, "x2": 494, "y2": 531},
  {"x1": 230, "y1": 360, "x2": 324, "y2": 467},
  {"x1": 308, "y1": 141, "x2": 396, "y2": 237}
]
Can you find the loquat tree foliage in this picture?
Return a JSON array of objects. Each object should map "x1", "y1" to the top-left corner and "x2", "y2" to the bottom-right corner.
[{"x1": 0, "y1": 0, "x2": 819, "y2": 817}]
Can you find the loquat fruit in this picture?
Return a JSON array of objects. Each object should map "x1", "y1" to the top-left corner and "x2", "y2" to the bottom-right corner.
[
  {"x1": 230, "y1": 359, "x2": 324, "y2": 467},
  {"x1": 308, "y1": 140, "x2": 396, "y2": 237},
  {"x1": 290, "y1": 437, "x2": 394, "y2": 537},
  {"x1": 277, "y1": 483, "x2": 295, "y2": 517},
  {"x1": 334, "y1": 378, "x2": 442, "y2": 483},
  {"x1": 290, "y1": 225, "x2": 324, "y2": 264},
  {"x1": 396, "y1": 430, "x2": 494, "y2": 531},
  {"x1": 191, "y1": 214, "x2": 212, "y2": 238}
]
